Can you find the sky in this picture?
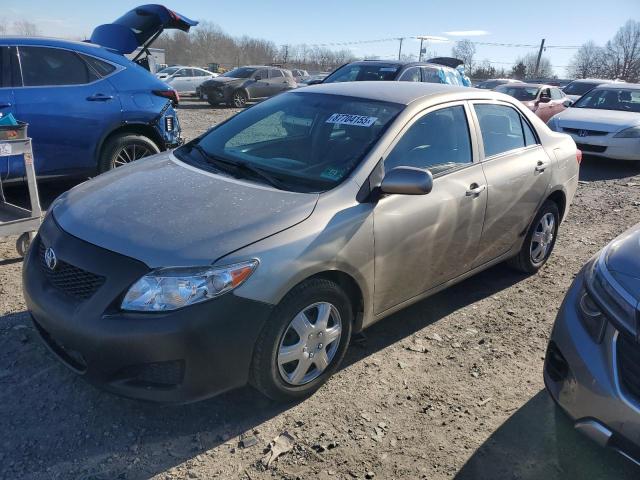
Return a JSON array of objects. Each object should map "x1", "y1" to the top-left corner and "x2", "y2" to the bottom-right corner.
[{"x1": 3, "y1": 0, "x2": 638, "y2": 76}]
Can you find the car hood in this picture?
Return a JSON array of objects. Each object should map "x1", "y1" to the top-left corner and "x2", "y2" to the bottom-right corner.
[
  {"x1": 606, "y1": 225, "x2": 640, "y2": 296},
  {"x1": 90, "y1": 4, "x2": 198, "y2": 55},
  {"x1": 203, "y1": 77, "x2": 242, "y2": 86},
  {"x1": 553, "y1": 107, "x2": 640, "y2": 133},
  {"x1": 53, "y1": 152, "x2": 318, "y2": 268}
]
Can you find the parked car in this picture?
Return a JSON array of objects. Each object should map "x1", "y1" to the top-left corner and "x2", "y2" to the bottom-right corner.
[
  {"x1": 562, "y1": 78, "x2": 623, "y2": 103},
  {"x1": 299, "y1": 72, "x2": 329, "y2": 85},
  {"x1": 198, "y1": 66, "x2": 297, "y2": 107},
  {"x1": 24, "y1": 82, "x2": 579, "y2": 403},
  {"x1": 291, "y1": 68, "x2": 310, "y2": 83},
  {"x1": 475, "y1": 78, "x2": 523, "y2": 90},
  {"x1": 156, "y1": 66, "x2": 218, "y2": 94},
  {"x1": 548, "y1": 84, "x2": 640, "y2": 161},
  {"x1": 495, "y1": 83, "x2": 571, "y2": 123},
  {"x1": 319, "y1": 59, "x2": 469, "y2": 86},
  {"x1": 0, "y1": 5, "x2": 195, "y2": 181},
  {"x1": 545, "y1": 223, "x2": 640, "y2": 465}
]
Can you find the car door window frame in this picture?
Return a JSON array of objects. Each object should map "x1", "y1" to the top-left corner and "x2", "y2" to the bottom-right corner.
[
  {"x1": 14, "y1": 45, "x2": 118, "y2": 88},
  {"x1": 469, "y1": 100, "x2": 542, "y2": 162},
  {"x1": 398, "y1": 67, "x2": 421, "y2": 82},
  {"x1": 380, "y1": 100, "x2": 480, "y2": 179}
]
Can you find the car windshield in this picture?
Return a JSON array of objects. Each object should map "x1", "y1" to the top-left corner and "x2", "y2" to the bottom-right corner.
[
  {"x1": 477, "y1": 80, "x2": 502, "y2": 89},
  {"x1": 222, "y1": 67, "x2": 257, "y2": 78},
  {"x1": 573, "y1": 88, "x2": 640, "y2": 112},
  {"x1": 563, "y1": 81, "x2": 602, "y2": 96},
  {"x1": 323, "y1": 64, "x2": 402, "y2": 83},
  {"x1": 159, "y1": 67, "x2": 180, "y2": 75},
  {"x1": 496, "y1": 85, "x2": 539, "y2": 101},
  {"x1": 175, "y1": 92, "x2": 403, "y2": 193}
]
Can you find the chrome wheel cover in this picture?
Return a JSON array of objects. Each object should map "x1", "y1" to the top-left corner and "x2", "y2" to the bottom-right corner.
[
  {"x1": 530, "y1": 212, "x2": 555, "y2": 265},
  {"x1": 277, "y1": 302, "x2": 342, "y2": 386},
  {"x1": 113, "y1": 144, "x2": 153, "y2": 168}
]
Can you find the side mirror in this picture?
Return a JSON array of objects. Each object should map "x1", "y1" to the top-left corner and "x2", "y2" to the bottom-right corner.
[
  {"x1": 563, "y1": 99, "x2": 573, "y2": 108},
  {"x1": 254, "y1": 75, "x2": 262, "y2": 81},
  {"x1": 539, "y1": 96, "x2": 551, "y2": 103},
  {"x1": 380, "y1": 167, "x2": 433, "y2": 195},
  {"x1": 306, "y1": 79, "x2": 323, "y2": 85}
]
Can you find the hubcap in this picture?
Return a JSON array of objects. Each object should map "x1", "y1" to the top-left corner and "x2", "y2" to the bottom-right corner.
[
  {"x1": 530, "y1": 212, "x2": 555, "y2": 265},
  {"x1": 277, "y1": 302, "x2": 342, "y2": 385},
  {"x1": 234, "y1": 93, "x2": 245, "y2": 106},
  {"x1": 113, "y1": 144, "x2": 153, "y2": 168}
]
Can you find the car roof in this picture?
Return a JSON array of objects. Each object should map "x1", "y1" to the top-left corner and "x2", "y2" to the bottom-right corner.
[
  {"x1": 296, "y1": 81, "x2": 478, "y2": 105},
  {"x1": 0, "y1": 36, "x2": 131, "y2": 64},
  {"x1": 345, "y1": 60, "x2": 456, "y2": 71},
  {"x1": 569, "y1": 78, "x2": 616, "y2": 83},
  {"x1": 498, "y1": 83, "x2": 555, "y2": 89},
  {"x1": 592, "y1": 83, "x2": 640, "y2": 90}
]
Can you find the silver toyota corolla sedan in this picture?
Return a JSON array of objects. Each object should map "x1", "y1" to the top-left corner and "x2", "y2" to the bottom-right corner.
[
  {"x1": 545, "y1": 225, "x2": 640, "y2": 466},
  {"x1": 23, "y1": 82, "x2": 580, "y2": 403}
]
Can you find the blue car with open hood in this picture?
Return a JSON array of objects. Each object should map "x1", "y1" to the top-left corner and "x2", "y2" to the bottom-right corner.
[{"x1": 0, "y1": 4, "x2": 197, "y2": 181}]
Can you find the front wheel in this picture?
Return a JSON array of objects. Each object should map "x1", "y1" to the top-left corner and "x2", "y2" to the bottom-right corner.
[
  {"x1": 231, "y1": 90, "x2": 248, "y2": 108},
  {"x1": 508, "y1": 200, "x2": 560, "y2": 273},
  {"x1": 98, "y1": 133, "x2": 160, "y2": 173},
  {"x1": 250, "y1": 279, "x2": 353, "y2": 402}
]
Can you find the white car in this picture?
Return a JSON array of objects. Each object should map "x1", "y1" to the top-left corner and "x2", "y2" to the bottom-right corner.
[
  {"x1": 562, "y1": 78, "x2": 623, "y2": 103},
  {"x1": 548, "y1": 84, "x2": 640, "y2": 161},
  {"x1": 156, "y1": 66, "x2": 219, "y2": 94}
]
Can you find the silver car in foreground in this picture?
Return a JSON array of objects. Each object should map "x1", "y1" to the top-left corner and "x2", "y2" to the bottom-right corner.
[
  {"x1": 545, "y1": 224, "x2": 640, "y2": 466},
  {"x1": 24, "y1": 82, "x2": 580, "y2": 403}
]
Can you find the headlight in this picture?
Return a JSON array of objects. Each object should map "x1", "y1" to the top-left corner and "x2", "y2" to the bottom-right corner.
[
  {"x1": 584, "y1": 253, "x2": 637, "y2": 336},
  {"x1": 577, "y1": 286, "x2": 607, "y2": 343},
  {"x1": 614, "y1": 126, "x2": 640, "y2": 138},
  {"x1": 121, "y1": 260, "x2": 258, "y2": 312}
]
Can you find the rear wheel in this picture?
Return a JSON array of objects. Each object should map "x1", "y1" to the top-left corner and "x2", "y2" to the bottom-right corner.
[
  {"x1": 250, "y1": 278, "x2": 353, "y2": 402},
  {"x1": 98, "y1": 133, "x2": 160, "y2": 173},
  {"x1": 508, "y1": 200, "x2": 560, "y2": 273}
]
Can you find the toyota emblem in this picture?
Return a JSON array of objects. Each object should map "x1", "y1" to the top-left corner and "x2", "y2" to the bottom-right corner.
[{"x1": 44, "y1": 247, "x2": 57, "y2": 270}]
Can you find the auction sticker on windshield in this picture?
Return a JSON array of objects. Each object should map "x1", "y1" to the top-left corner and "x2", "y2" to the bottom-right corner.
[{"x1": 326, "y1": 113, "x2": 378, "y2": 127}]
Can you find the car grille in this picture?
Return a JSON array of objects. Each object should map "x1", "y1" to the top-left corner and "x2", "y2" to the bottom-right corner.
[
  {"x1": 39, "y1": 241, "x2": 106, "y2": 300},
  {"x1": 617, "y1": 333, "x2": 640, "y2": 402},
  {"x1": 563, "y1": 128, "x2": 609, "y2": 137},
  {"x1": 576, "y1": 143, "x2": 607, "y2": 153}
]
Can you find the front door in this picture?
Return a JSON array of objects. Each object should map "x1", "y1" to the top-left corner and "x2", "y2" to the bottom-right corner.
[
  {"x1": 13, "y1": 45, "x2": 122, "y2": 177},
  {"x1": 373, "y1": 103, "x2": 487, "y2": 314},
  {"x1": 248, "y1": 68, "x2": 270, "y2": 98},
  {"x1": 471, "y1": 102, "x2": 551, "y2": 266}
]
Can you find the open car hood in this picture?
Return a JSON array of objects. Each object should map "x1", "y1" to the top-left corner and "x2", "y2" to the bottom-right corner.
[
  {"x1": 427, "y1": 57, "x2": 463, "y2": 68},
  {"x1": 90, "y1": 4, "x2": 198, "y2": 55}
]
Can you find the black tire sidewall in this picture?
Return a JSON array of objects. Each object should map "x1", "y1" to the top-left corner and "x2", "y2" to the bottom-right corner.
[
  {"x1": 522, "y1": 200, "x2": 560, "y2": 272},
  {"x1": 98, "y1": 134, "x2": 160, "y2": 173},
  {"x1": 251, "y1": 279, "x2": 353, "y2": 401}
]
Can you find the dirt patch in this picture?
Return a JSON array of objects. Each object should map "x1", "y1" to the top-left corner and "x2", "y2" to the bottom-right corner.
[{"x1": 1, "y1": 99, "x2": 639, "y2": 479}]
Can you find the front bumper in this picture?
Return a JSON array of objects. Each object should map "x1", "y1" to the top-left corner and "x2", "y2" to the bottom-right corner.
[
  {"x1": 544, "y1": 269, "x2": 640, "y2": 465},
  {"x1": 564, "y1": 133, "x2": 640, "y2": 161},
  {"x1": 200, "y1": 85, "x2": 230, "y2": 103},
  {"x1": 23, "y1": 215, "x2": 273, "y2": 403}
]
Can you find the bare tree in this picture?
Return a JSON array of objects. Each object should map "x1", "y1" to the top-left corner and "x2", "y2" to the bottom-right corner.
[
  {"x1": 451, "y1": 39, "x2": 476, "y2": 74},
  {"x1": 13, "y1": 20, "x2": 39, "y2": 36},
  {"x1": 0, "y1": 20, "x2": 6, "y2": 36},
  {"x1": 604, "y1": 20, "x2": 640, "y2": 82},
  {"x1": 514, "y1": 52, "x2": 553, "y2": 78},
  {"x1": 568, "y1": 41, "x2": 607, "y2": 79}
]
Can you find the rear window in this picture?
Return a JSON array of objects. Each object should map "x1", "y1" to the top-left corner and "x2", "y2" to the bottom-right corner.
[
  {"x1": 495, "y1": 85, "x2": 539, "y2": 101},
  {"x1": 80, "y1": 54, "x2": 116, "y2": 77},
  {"x1": 323, "y1": 64, "x2": 402, "y2": 83},
  {"x1": 19, "y1": 46, "x2": 98, "y2": 86}
]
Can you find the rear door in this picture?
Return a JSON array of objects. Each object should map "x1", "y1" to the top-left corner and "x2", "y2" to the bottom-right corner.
[
  {"x1": 0, "y1": 46, "x2": 17, "y2": 180},
  {"x1": 267, "y1": 68, "x2": 289, "y2": 96},
  {"x1": 13, "y1": 45, "x2": 122, "y2": 177},
  {"x1": 470, "y1": 102, "x2": 550, "y2": 267}
]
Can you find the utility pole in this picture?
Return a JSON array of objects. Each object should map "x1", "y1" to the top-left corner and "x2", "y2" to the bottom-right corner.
[
  {"x1": 398, "y1": 37, "x2": 404, "y2": 61},
  {"x1": 418, "y1": 38, "x2": 424, "y2": 62},
  {"x1": 534, "y1": 38, "x2": 545, "y2": 77}
]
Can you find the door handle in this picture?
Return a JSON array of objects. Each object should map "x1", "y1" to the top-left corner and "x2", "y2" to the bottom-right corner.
[
  {"x1": 466, "y1": 184, "x2": 486, "y2": 196},
  {"x1": 87, "y1": 94, "x2": 114, "y2": 101},
  {"x1": 535, "y1": 161, "x2": 548, "y2": 173}
]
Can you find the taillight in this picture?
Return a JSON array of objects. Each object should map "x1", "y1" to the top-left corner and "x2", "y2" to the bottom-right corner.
[
  {"x1": 576, "y1": 149, "x2": 582, "y2": 165},
  {"x1": 153, "y1": 89, "x2": 179, "y2": 106}
]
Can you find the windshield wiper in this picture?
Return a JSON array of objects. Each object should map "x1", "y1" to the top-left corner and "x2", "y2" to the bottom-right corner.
[{"x1": 187, "y1": 144, "x2": 288, "y2": 190}]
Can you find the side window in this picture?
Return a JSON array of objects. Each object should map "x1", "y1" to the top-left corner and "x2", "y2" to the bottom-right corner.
[
  {"x1": 421, "y1": 67, "x2": 442, "y2": 84},
  {"x1": 79, "y1": 54, "x2": 116, "y2": 77},
  {"x1": 271, "y1": 69, "x2": 284, "y2": 78},
  {"x1": 521, "y1": 117, "x2": 538, "y2": 146},
  {"x1": 385, "y1": 105, "x2": 472, "y2": 176},
  {"x1": 398, "y1": 67, "x2": 421, "y2": 82},
  {"x1": 19, "y1": 46, "x2": 97, "y2": 86},
  {"x1": 550, "y1": 88, "x2": 563, "y2": 100},
  {"x1": 175, "y1": 68, "x2": 187, "y2": 77},
  {"x1": 194, "y1": 69, "x2": 206, "y2": 77},
  {"x1": 255, "y1": 69, "x2": 268, "y2": 79},
  {"x1": 474, "y1": 104, "x2": 526, "y2": 157}
]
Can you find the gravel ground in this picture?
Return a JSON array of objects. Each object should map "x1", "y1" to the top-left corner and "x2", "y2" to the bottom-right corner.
[{"x1": 1, "y1": 99, "x2": 640, "y2": 480}]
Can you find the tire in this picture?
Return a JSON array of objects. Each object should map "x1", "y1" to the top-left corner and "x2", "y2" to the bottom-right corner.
[
  {"x1": 98, "y1": 134, "x2": 160, "y2": 173},
  {"x1": 231, "y1": 90, "x2": 248, "y2": 108},
  {"x1": 16, "y1": 232, "x2": 31, "y2": 257},
  {"x1": 508, "y1": 200, "x2": 560, "y2": 274},
  {"x1": 207, "y1": 100, "x2": 219, "y2": 107},
  {"x1": 250, "y1": 278, "x2": 353, "y2": 402}
]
